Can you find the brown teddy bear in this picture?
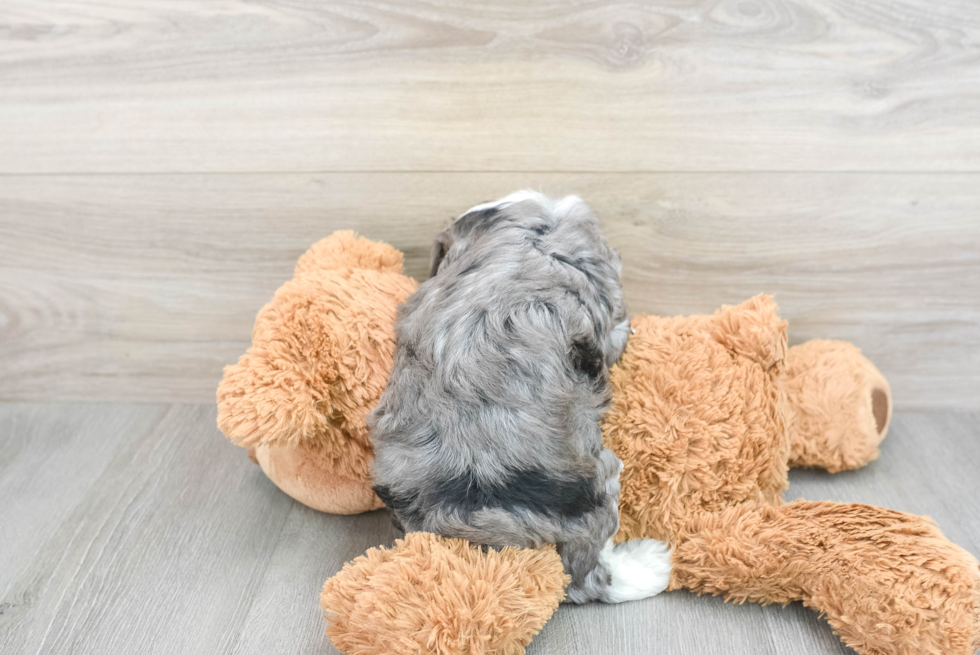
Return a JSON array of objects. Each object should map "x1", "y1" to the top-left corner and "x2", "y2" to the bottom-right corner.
[{"x1": 217, "y1": 231, "x2": 980, "y2": 655}]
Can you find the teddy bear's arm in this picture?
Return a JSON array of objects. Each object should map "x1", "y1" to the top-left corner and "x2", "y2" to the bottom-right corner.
[{"x1": 670, "y1": 500, "x2": 980, "y2": 655}]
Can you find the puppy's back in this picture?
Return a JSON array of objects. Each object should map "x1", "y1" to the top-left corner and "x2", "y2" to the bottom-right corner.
[{"x1": 369, "y1": 192, "x2": 626, "y2": 543}]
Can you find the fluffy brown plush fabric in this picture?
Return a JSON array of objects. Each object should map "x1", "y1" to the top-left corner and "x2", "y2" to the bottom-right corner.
[
  {"x1": 217, "y1": 231, "x2": 417, "y2": 513},
  {"x1": 320, "y1": 532, "x2": 569, "y2": 655}
]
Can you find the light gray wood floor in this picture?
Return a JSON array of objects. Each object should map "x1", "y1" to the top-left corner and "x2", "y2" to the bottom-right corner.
[{"x1": 1, "y1": 402, "x2": 977, "y2": 655}]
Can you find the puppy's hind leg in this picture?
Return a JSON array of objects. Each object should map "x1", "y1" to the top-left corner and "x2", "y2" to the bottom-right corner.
[
  {"x1": 560, "y1": 450, "x2": 672, "y2": 604},
  {"x1": 559, "y1": 531, "x2": 672, "y2": 604},
  {"x1": 597, "y1": 537, "x2": 672, "y2": 603}
]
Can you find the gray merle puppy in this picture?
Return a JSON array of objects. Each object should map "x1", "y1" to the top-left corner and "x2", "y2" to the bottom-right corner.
[{"x1": 368, "y1": 191, "x2": 671, "y2": 603}]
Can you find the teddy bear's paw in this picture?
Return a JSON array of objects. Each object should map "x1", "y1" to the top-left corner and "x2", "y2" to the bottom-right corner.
[{"x1": 599, "y1": 537, "x2": 672, "y2": 603}]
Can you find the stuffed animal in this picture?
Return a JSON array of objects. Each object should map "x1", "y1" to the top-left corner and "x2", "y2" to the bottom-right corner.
[{"x1": 217, "y1": 231, "x2": 980, "y2": 655}]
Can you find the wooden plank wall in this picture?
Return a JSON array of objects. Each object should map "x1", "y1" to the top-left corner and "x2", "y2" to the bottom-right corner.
[{"x1": 1, "y1": 1, "x2": 978, "y2": 409}]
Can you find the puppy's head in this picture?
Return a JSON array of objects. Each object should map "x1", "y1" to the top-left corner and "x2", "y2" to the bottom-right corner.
[{"x1": 429, "y1": 191, "x2": 588, "y2": 278}]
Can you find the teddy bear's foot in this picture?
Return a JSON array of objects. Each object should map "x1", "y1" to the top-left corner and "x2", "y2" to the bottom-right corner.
[
  {"x1": 321, "y1": 532, "x2": 569, "y2": 655},
  {"x1": 782, "y1": 340, "x2": 892, "y2": 472},
  {"x1": 671, "y1": 500, "x2": 980, "y2": 655}
]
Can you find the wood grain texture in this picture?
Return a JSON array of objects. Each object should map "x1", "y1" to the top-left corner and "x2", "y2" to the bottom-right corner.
[
  {"x1": 1, "y1": 403, "x2": 977, "y2": 655},
  {"x1": 2, "y1": 0, "x2": 980, "y2": 173},
  {"x1": 0, "y1": 403, "x2": 400, "y2": 655},
  {"x1": 1, "y1": 173, "x2": 977, "y2": 408}
]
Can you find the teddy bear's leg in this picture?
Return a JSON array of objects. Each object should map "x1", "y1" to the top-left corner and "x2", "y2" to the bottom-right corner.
[
  {"x1": 782, "y1": 340, "x2": 892, "y2": 472},
  {"x1": 670, "y1": 500, "x2": 980, "y2": 655},
  {"x1": 321, "y1": 533, "x2": 570, "y2": 655}
]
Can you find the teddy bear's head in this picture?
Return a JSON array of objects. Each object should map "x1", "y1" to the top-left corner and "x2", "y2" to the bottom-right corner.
[{"x1": 217, "y1": 231, "x2": 417, "y2": 514}]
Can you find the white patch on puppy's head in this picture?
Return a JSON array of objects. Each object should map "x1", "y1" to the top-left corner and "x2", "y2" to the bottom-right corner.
[
  {"x1": 460, "y1": 190, "x2": 550, "y2": 218},
  {"x1": 459, "y1": 190, "x2": 587, "y2": 220}
]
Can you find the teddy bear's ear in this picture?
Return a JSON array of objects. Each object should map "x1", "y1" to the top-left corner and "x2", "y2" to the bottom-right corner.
[
  {"x1": 707, "y1": 294, "x2": 788, "y2": 370},
  {"x1": 295, "y1": 230, "x2": 406, "y2": 279}
]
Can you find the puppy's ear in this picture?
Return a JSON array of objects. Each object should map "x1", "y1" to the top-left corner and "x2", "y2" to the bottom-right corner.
[{"x1": 429, "y1": 228, "x2": 453, "y2": 279}]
